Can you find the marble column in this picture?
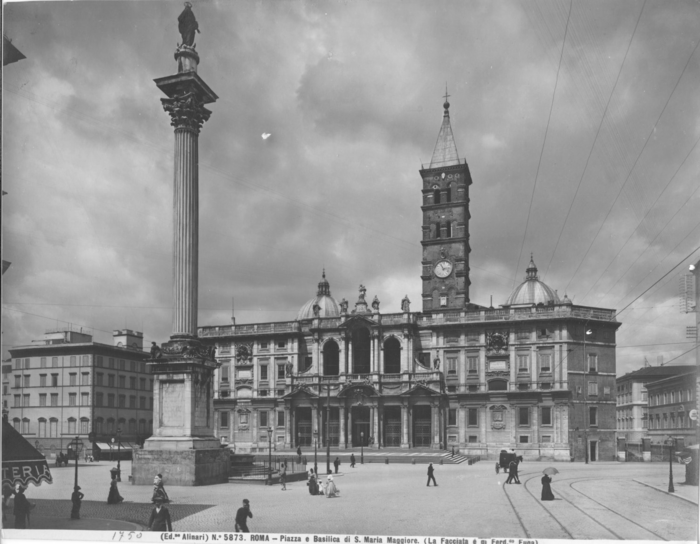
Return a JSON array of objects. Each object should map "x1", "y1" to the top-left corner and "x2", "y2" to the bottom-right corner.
[
  {"x1": 284, "y1": 406, "x2": 291, "y2": 448},
  {"x1": 373, "y1": 405, "x2": 379, "y2": 446},
  {"x1": 339, "y1": 405, "x2": 346, "y2": 448},
  {"x1": 432, "y1": 404, "x2": 440, "y2": 448},
  {"x1": 480, "y1": 407, "x2": 487, "y2": 444},
  {"x1": 458, "y1": 405, "x2": 466, "y2": 446},
  {"x1": 401, "y1": 404, "x2": 409, "y2": 448}
]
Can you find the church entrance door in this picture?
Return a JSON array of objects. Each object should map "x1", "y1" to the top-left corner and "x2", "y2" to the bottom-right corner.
[
  {"x1": 296, "y1": 407, "x2": 312, "y2": 447},
  {"x1": 384, "y1": 406, "x2": 401, "y2": 447},
  {"x1": 351, "y1": 406, "x2": 370, "y2": 447},
  {"x1": 413, "y1": 405, "x2": 432, "y2": 447}
]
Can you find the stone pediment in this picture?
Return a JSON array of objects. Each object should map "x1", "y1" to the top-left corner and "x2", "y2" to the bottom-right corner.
[
  {"x1": 339, "y1": 315, "x2": 376, "y2": 329},
  {"x1": 400, "y1": 383, "x2": 441, "y2": 397},
  {"x1": 281, "y1": 383, "x2": 319, "y2": 399}
]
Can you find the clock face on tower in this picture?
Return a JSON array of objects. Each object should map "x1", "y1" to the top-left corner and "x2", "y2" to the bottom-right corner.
[{"x1": 434, "y1": 260, "x2": 453, "y2": 278}]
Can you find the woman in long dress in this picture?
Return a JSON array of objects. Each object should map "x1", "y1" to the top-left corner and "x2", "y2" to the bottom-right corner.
[
  {"x1": 325, "y1": 476, "x2": 339, "y2": 498},
  {"x1": 152, "y1": 474, "x2": 170, "y2": 503},
  {"x1": 308, "y1": 475, "x2": 318, "y2": 495},
  {"x1": 107, "y1": 473, "x2": 124, "y2": 504},
  {"x1": 541, "y1": 474, "x2": 554, "y2": 501}
]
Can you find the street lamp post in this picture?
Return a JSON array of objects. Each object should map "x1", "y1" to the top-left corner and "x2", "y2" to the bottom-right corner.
[
  {"x1": 113, "y1": 428, "x2": 122, "y2": 481},
  {"x1": 313, "y1": 430, "x2": 318, "y2": 478},
  {"x1": 267, "y1": 426, "x2": 273, "y2": 485},
  {"x1": 361, "y1": 431, "x2": 364, "y2": 464},
  {"x1": 326, "y1": 384, "x2": 331, "y2": 475},
  {"x1": 69, "y1": 436, "x2": 82, "y2": 489},
  {"x1": 668, "y1": 436, "x2": 676, "y2": 493}
]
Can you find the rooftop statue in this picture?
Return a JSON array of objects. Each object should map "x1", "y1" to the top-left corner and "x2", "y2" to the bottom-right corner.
[{"x1": 178, "y1": 2, "x2": 200, "y2": 47}]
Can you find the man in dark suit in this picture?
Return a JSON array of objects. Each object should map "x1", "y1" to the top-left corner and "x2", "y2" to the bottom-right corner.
[
  {"x1": 148, "y1": 498, "x2": 172, "y2": 532},
  {"x1": 427, "y1": 463, "x2": 438, "y2": 486},
  {"x1": 235, "y1": 499, "x2": 252, "y2": 532}
]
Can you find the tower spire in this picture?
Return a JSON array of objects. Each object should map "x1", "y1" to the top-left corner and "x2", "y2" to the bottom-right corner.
[{"x1": 429, "y1": 89, "x2": 461, "y2": 168}]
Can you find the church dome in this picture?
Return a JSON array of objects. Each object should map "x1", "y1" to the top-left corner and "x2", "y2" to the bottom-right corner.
[
  {"x1": 296, "y1": 270, "x2": 341, "y2": 320},
  {"x1": 503, "y1": 255, "x2": 561, "y2": 307}
]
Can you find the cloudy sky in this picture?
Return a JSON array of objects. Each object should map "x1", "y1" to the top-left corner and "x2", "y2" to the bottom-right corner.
[{"x1": 3, "y1": 0, "x2": 699, "y2": 376}]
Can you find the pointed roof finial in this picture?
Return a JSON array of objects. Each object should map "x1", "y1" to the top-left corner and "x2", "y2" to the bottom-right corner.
[
  {"x1": 429, "y1": 86, "x2": 460, "y2": 168},
  {"x1": 317, "y1": 269, "x2": 331, "y2": 297},
  {"x1": 526, "y1": 254, "x2": 539, "y2": 280},
  {"x1": 443, "y1": 84, "x2": 450, "y2": 111}
]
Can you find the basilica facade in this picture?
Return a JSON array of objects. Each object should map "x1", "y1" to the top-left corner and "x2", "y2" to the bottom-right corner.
[{"x1": 199, "y1": 100, "x2": 620, "y2": 461}]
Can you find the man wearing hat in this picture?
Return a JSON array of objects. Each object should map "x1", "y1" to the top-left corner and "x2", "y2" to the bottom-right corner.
[
  {"x1": 148, "y1": 498, "x2": 172, "y2": 532},
  {"x1": 235, "y1": 499, "x2": 252, "y2": 532},
  {"x1": 71, "y1": 485, "x2": 84, "y2": 519}
]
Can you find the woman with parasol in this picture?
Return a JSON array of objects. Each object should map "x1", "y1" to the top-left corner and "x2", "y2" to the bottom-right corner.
[{"x1": 541, "y1": 467, "x2": 557, "y2": 500}]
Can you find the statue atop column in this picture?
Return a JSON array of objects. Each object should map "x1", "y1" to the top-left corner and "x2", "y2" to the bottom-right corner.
[{"x1": 178, "y1": 2, "x2": 200, "y2": 47}]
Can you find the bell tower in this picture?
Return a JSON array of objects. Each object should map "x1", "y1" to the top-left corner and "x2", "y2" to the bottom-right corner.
[{"x1": 420, "y1": 94, "x2": 473, "y2": 312}]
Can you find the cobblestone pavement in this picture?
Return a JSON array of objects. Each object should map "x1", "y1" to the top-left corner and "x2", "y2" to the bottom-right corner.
[{"x1": 3, "y1": 460, "x2": 698, "y2": 539}]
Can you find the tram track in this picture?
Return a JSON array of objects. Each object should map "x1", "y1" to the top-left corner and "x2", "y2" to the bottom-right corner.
[{"x1": 501, "y1": 469, "x2": 670, "y2": 541}]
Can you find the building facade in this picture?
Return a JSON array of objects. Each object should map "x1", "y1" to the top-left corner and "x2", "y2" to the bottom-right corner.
[
  {"x1": 7, "y1": 329, "x2": 152, "y2": 457},
  {"x1": 646, "y1": 369, "x2": 698, "y2": 447},
  {"x1": 199, "y1": 100, "x2": 621, "y2": 461}
]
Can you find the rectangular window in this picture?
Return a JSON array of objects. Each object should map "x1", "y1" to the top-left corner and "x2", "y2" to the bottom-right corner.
[
  {"x1": 259, "y1": 341, "x2": 269, "y2": 350},
  {"x1": 68, "y1": 393, "x2": 77, "y2": 406},
  {"x1": 81, "y1": 373, "x2": 89, "y2": 386},
  {"x1": 129, "y1": 395, "x2": 136, "y2": 408},
  {"x1": 447, "y1": 357, "x2": 457, "y2": 375},
  {"x1": 52, "y1": 357, "x2": 58, "y2": 368},
  {"x1": 519, "y1": 436, "x2": 529, "y2": 443},
  {"x1": 51, "y1": 374, "x2": 59, "y2": 387},
  {"x1": 107, "y1": 394, "x2": 115, "y2": 407},
  {"x1": 14, "y1": 395, "x2": 21, "y2": 407},
  {"x1": 538, "y1": 352, "x2": 552, "y2": 373},
  {"x1": 260, "y1": 365, "x2": 268, "y2": 381},
  {"x1": 96, "y1": 373, "x2": 103, "y2": 386},
  {"x1": 221, "y1": 365, "x2": 229, "y2": 383},
  {"x1": 14, "y1": 375, "x2": 20, "y2": 388},
  {"x1": 541, "y1": 406, "x2": 552, "y2": 426},
  {"x1": 516, "y1": 330, "x2": 530, "y2": 340},
  {"x1": 96, "y1": 356, "x2": 103, "y2": 367},
  {"x1": 468, "y1": 435, "x2": 478, "y2": 443},
  {"x1": 517, "y1": 354, "x2": 529, "y2": 372},
  {"x1": 538, "y1": 327, "x2": 551, "y2": 338},
  {"x1": 69, "y1": 373, "x2": 77, "y2": 386},
  {"x1": 118, "y1": 395, "x2": 126, "y2": 408},
  {"x1": 220, "y1": 411, "x2": 229, "y2": 428},
  {"x1": 67, "y1": 419, "x2": 76, "y2": 434},
  {"x1": 130, "y1": 360, "x2": 136, "y2": 372},
  {"x1": 276, "y1": 340, "x2": 286, "y2": 349},
  {"x1": 130, "y1": 377, "x2": 137, "y2": 389},
  {"x1": 448, "y1": 408, "x2": 457, "y2": 426},
  {"x1": 22, "y1": 394, "x2": 30, "y2": 407},
  {"x1": 304, "y1": 356, "x2": 313, "y2": 371},
  {"x1": 589, "y1": 406, "x2": 598, "y2": 427},
  {"x1": 108, "y1": 374, "x2": 115, "y2": 387},
  {"x1": 70, "y1": 356, "x2": 77, "y2": 367},
  {"x1": 82, "y1": 355, "x2": 89, "y2": 367},
  {"x1": 277, "y1": 411, "x2": 285, "y2": 427},
  {"x1": 277, "y1": 364, "x2": 286, "y2": 380},
  {"x1": 23, "y1": 375, "x2": 30, "y2": 387},
  {"x1": 468, "y1": 408, "x2": 478, "y2": 426},
  {"x1": 140, "y1": 378, "x2": 147, "y2": 390},
  {"x1": 259, "y1": 390, "x2": 268, "y2": 397},
  {"x1": 467, "y1": 356, "x2": 478, "y2": 374},
  {"x1": 467, "y1": 332, "x2": 479, "y2": 344},
  {"x1": 81, "y1": 393, "x2": 89, "y2": 406},
  {"x1": 219, "y1": 343, "x2": 231, "y2": 354},
  {"x1": 260, "y1": 411, "x2": 269, "y2": 428},
  {"x1": 587, "y1": 353, "x2": 598, "y2": 372},
  {"x1": 40, "y1": 374, "x2": 47, "y2": 387},
  {"x1": 39, "y1": 394, "x2": 47, "y2": 406},
  {"x1": 96, "y1": 392, "x2": 103, "y2": 407},
  {"x1": 40, "y1": 357, "x2": 47, "y2": 368},
  {"x1": 108, "y1": 358, "x2": 115, "y2": 369},
  {"x1": 51, "y1": 393, "x2": 58, "y2": 406},
  {"x1": 588, "y1": 382, "x2": 598, "y2": 396},
  {"x1": 80, "y1": 419, "x2": 89, "y2": 434},
  {"x1": 140, "y1": 397, "x2": 146, "y2": 409},
  {"x1": 541, "y1": 435, "x2": 552, "y2": 443},
  {"x1": 119, "y1": 376, "x2": 126, "y2": 388},
  {"x1": 519, "y1": 407, "x2": 530, "y2": 426},
  {"x1": 119, "y1": 359, "x2": 125, "y2": 370}
]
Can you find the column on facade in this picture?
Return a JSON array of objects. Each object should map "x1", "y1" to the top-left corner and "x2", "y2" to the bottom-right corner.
[
  {"x1": 339, "y1": 405, "x2": 346, "y2": 448},
  {"x1": 479, "y1": 348, "x2": 486, "y2": 392},
  {"x1": 338, "y1": 341, "x2": 346, "y2": 375},
  {"x1": 432, "y1": 403, "x2": 440, "y2": 447},
  {"x1": 370, "y1": 333, "x2": 376, "y2": 374},
  {"x1": 401, "y1": 403, "x2": 409, "y2": 448},
  {"x1": 347, "y1": 336, "x2": 353, "y2": 375},
  {"x1": 347, "y1": 407, "x2": 353, "y2": 446},
  {"x1": 553, "y1": 344, "x2": 561, "y2": 390},
  {"x1": 284, "y1": 405, "x2": 291, "y2": 448},
  {"x1": 229, "y1": 410, "x2": 234, "y2": 444},
  {"x1": 373, "y1": 404, "x2": 380, "y2": 446},
  {"x1": 480, "y1": 406, "x2": 487, "y2": 444},
  {"x1": 401, "y1": 334, "x2": 409, "y2": 373},
  {"x1": 509, "y1": 345, "x2": 516, "y2": 391},
  {"x1": 314, "y1": 338, "x2": 321, "y2": 375},
  {"x1": 458, "y1": 405, "x2": 465, "y2": 445},
  {"x1": 532, "y1": 403, "x2": 539, "y2": 448},
  {"x1": 510, "y1": 405, "x2": 517, "y2": 445},
  {"x1": 252, "y1": 409, "x2": 258, "y2": 448},
  {"x1": 311, "y1": 404, "x2": 318, "y2": 438}
]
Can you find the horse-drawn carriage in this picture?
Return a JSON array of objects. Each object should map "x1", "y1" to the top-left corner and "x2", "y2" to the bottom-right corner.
[
  {"x1": 55, "y1": 452, "x2": 69, "y2": 467},
  {"x1": 495, "y1": 449, "x2": 519, "y2": 474}
]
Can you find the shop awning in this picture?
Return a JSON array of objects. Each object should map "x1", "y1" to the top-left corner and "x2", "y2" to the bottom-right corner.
[
  {"x1": 95, "y1": 442, "x2": 136, "y2": 450},
  {"x1": 2, "y1": 419, "x2": 53, "y2": 490}
]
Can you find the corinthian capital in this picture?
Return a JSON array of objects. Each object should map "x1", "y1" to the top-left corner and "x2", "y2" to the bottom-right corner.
[{"x1": 161, "y1": 91, "x2": 211, "y2": 133}]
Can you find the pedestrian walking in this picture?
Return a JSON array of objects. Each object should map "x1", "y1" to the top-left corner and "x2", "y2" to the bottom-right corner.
[
  {"x1": 148, "y1": 498, "x2": 172, "y2": 531},
  {"x1": 152, "y1": 473, "x2": 170, "y2": 503},
  {"x1": 333, "y1": 457, "x2": 340, "y2": 474},
  {"x1": 297, "y1": 446, "x2": 302, "y2": 463},
  {"x1": 541, "y1": 474, "x2": 554, "y2": 501},
  {"x1": 325, "y1": 475, "x2": 339, "y2": 498},
  {"x1": 513, "y1": 456, "x2": 522, "y2": 484},
  {"x1": 70, "y1": 486, "x2": 84, "y2": 519},
  {"x1": 12, "y1": 485, "x2": 32, "y2": 529},
  {"x1": 235, "y1": 499, "x2": 253, "y2": 532},
  {"x1": 280, "y1": 463, "x2": 287, "y2": 491},
  {"x1": 350, "y1": 453, "x2": 356, "y2": 468},
  {"x1": 505, "y1": 459, "x2": 517, "y2": 484},
  {"x1": 426, "y1": 463, "x2": 438, "y2": 486},
  {"x1": 108, "y1": 470, "x2": 124, "y2": 504}
]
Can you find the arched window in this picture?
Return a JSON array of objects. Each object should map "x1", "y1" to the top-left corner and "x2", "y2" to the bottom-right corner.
[
  {"x1": 38, "y1": 418, "x2": 47, "y2": 438},
  {"x1": 117, "y1": 418, "x2": 126, "y2": 433},
  {"x1": 80, "y1": 418, "x2": 90, "y2": 434},
  {"x1": 139, "y1": 419, "x2": 146, "y2": 434},
  {"x1": 446, "y1": 186, "x2": 452, "y2": 202},
  {"x1": 445, "y1": 222, "x2": 452, "y2": 238},
  {"x1": 49, "y1": 418, "x2": 58, "y2": 438},
  {"x1": 383, "y1": 337, "x2": 401, "y2": 374},
  {"x1": 129, "y1": 419, "x2": 137, "y2": 434},
  {"x1": 95, "y1": 418, "x2": 103, "y2": 435},
  {"x1": 323, "y1": 340, "x2": 340, "y2": 376},
  {"x1": 106, "y1": 418, "x2": 115, "y2": 435},
  {"x1": 13, "y1": 418, "x2": 21, "y2": 431},
  {"x1": 22, "y1": 418, "x2": 30, "y2": 434},
  {"x1": 433, "y1": 189, "x2": 441, "y2": 204},
  {"x1": 352, "y1": 328, "x2": 371, "y2": 374},
  {"x1": 67, "y1": 417, "x2": 76, "y2": 434}
]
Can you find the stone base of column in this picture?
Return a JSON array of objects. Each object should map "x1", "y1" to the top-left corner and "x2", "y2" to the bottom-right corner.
[{"x1": 132, "y1": 446, "x2": 228, "y2": 486}]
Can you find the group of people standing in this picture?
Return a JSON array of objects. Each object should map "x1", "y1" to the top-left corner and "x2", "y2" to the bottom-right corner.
[
  {"x1": 3, "y1": 484, "x2": 34, "y2": 529},
  {"x1": 307, "y1": 469, "x2": 340, "y2": 498},
  {"x1": 501, "y1": 454, "x2": 556, "y2": 501}
]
